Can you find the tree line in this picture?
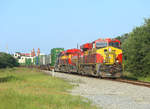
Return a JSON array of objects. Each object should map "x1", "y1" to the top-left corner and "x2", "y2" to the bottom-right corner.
[
  {"x1": 0, "y1": 52, "x2": 19, "y2": 68},
  {"x1": 116, "y1": 18, "x2": 150, "y2": 77}
]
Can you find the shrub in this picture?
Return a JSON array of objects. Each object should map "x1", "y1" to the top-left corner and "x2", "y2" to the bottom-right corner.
[{"x1": 0, "y1": 52, "x2": 19, "y2": 68}]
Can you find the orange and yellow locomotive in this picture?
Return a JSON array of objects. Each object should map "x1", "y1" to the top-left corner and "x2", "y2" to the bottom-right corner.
[{"x1": 55, "y1": 38, "x2": 123, "y2": 78}]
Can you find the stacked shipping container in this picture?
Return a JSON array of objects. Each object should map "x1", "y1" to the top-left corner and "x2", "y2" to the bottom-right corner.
[
  {"x1": 39, "y1": 55, "x2": 51, "y2": 65},
  {"x1": 17, "y1": 48, "x2": 63, "y2": 68},
  {"x1": 33, "y1": 55, "x2": 51, "y2": 66},
  {"x1": 51, "y1": 48, "x2": 64, "y2": 66}
]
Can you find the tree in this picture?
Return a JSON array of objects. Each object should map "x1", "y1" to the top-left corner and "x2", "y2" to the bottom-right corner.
[
  {"x1": 116, "y1": 33, "x2": 129, "y2": 44},
  {"x1": 0, "y1": 52, "x2": 19, "y2": 68},
  {"x1": 122, "y1": 18, "x2": 150, "y2": 77}
]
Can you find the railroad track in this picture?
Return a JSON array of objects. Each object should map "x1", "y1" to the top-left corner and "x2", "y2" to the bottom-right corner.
[
  {"x1": 41, "y1": 69, "x2": 150, "y2": 88},
  {"x1": 104, "y1": 77, "x2": 150, "y2": 88},
  {"x1": 59, "y1": 72, "x2": 150, "y2": 88},
  {"x1": 114, "y1": 79, "x2": 150, "y2": 88}
]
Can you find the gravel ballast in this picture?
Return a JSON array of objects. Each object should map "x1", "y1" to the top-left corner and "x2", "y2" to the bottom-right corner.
[{"x1": 44, "y1": 71, "x2": 150, "y2": 109}]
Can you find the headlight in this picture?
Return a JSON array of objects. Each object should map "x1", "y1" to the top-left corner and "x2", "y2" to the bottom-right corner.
[{"x1": 109, "y1": 48, "x2": 111, "y2": 52}]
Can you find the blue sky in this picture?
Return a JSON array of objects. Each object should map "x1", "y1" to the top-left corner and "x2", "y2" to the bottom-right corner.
[{"x1": 0, "y1": 0, "x2": 150, "y2": 54}]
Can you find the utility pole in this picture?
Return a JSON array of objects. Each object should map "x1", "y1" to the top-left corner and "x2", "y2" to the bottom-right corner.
[
  {"x1": 6, "y1": 44, "x2": 9, "y2": 54},
  {"x1": 77, "y1": 43, "x2": 79, "y2": 49}
]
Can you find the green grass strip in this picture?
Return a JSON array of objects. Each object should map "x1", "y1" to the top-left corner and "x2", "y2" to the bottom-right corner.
[{"x1": 0, "y1": 68, "x2": 98, "y2": 109}]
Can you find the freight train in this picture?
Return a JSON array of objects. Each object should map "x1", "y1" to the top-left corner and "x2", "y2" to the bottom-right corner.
[
  {"x1": 22, "y1": 48, "x2": 64, "y2": 70},
  {"x1": 54, "y1": 38, "x2": 123, "y2": 78}
]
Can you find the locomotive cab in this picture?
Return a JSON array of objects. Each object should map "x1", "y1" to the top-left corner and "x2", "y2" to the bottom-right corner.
[
  {"x1": 93, "y1": 38, "x2": 122, "y2": 65},
  {"x1": 92, "y1": 38, "x2": 123, "y2": 77}
]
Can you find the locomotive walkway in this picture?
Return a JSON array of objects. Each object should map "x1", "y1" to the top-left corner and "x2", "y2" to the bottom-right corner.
[{"x1": 44, "y1": 70, "x2": 150, "y2": 109}]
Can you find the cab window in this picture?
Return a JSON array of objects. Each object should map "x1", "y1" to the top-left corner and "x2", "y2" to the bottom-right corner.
[
  {"x1": 95, "y1": 42, "x2": 107, "y2": 48},
  {"x1": 109, "y1": 42, "x2": 120, "y2": 48}
]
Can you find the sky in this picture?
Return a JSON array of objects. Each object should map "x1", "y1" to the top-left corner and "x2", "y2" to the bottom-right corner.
[{"x1": 0, "y1": 0, "x2": 150, "y2": 54}]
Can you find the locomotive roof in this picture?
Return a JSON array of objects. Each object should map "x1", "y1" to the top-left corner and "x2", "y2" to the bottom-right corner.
[
  {"x1": 65, "y1": 49, "x2": 81, "y2": 54},
  {"x1": 92, "y1": 38, "x2": 121, "y2": 43}
]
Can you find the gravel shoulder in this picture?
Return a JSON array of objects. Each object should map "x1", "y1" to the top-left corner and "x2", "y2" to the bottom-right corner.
[{"x1": 44, "y1": 71, "x2": 150, "y2": 109}]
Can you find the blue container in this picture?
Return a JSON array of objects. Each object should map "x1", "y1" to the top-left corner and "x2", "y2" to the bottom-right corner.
[{"x1": 36, "y1": 56, "x2": 39, "y2": 65}]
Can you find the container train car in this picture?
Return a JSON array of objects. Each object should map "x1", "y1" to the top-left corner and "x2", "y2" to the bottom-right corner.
[
  {"x1": 51, "y1": 48, "x2": 64, "y2": 67},
  {"x1": 55, "y1": 38, "x2": 123, "y2": 78},
  {"x1": 18, "y1": 54, "x2": 50, "y2": 69},
  {"x1": 31, "y1": 48, "x2": 64, "y2": 70},
  {"x1": 22, "y1": 48, "x2": 64, "y2": 70}
]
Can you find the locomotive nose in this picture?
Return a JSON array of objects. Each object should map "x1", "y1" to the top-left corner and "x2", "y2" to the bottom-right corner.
[{"x1": 104, "y1": 48, "x2": 116, "y2": 64}]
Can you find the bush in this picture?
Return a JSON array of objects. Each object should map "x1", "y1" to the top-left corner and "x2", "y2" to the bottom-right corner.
[
  {"x1": 122, "y1": 18, "x2": 150, "y2": 77},
  {"x1": 0, "y1": 52, "x2": 19, "y2": 68}
]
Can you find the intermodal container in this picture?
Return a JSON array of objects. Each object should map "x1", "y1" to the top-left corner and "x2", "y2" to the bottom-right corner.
[
  {"x1": 33, "y1": 56, "x2": 40, "y2": 65},
  {"x1": 51, "y1": 48, "x2": 64, "y2": 66},
  {"x1": 39, "y1": 55, "x2": 51, "y2": 65},
  {"x1": 25, "y1": 58, "x2": 32, "y2": 66}
]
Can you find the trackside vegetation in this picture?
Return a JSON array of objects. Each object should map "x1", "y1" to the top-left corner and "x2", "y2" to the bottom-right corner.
[
  {"x1": 116, "y1": 18, "x2": 150, "y2": 82},
  {"x1": 0, "y1": 68, "x2": 98, "y2": 109},
  {"x1": 0, "y1": 52, "x2": 19, "y2": 68}
]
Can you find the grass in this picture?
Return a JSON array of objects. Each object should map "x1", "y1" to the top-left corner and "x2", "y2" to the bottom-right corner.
[
  {"x1": 0, "y1": 67, "x2": 98, "y2": 109},
  {"x1": 122, "y1": 72, "x2": 150, "y2": 82}
]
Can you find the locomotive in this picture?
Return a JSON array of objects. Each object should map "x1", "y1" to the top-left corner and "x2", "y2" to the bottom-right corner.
[{"x1": 55, "y1": 38, "x2": 123, "y2": 78}]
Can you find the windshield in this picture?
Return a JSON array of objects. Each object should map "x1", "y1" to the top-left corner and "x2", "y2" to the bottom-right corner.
[
  {"x1": 95, "y1": 42, "x2": 107, "y2": 48},
  {"x1": 109, "y1": 42, "x2": 120, "y2": 48}
]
